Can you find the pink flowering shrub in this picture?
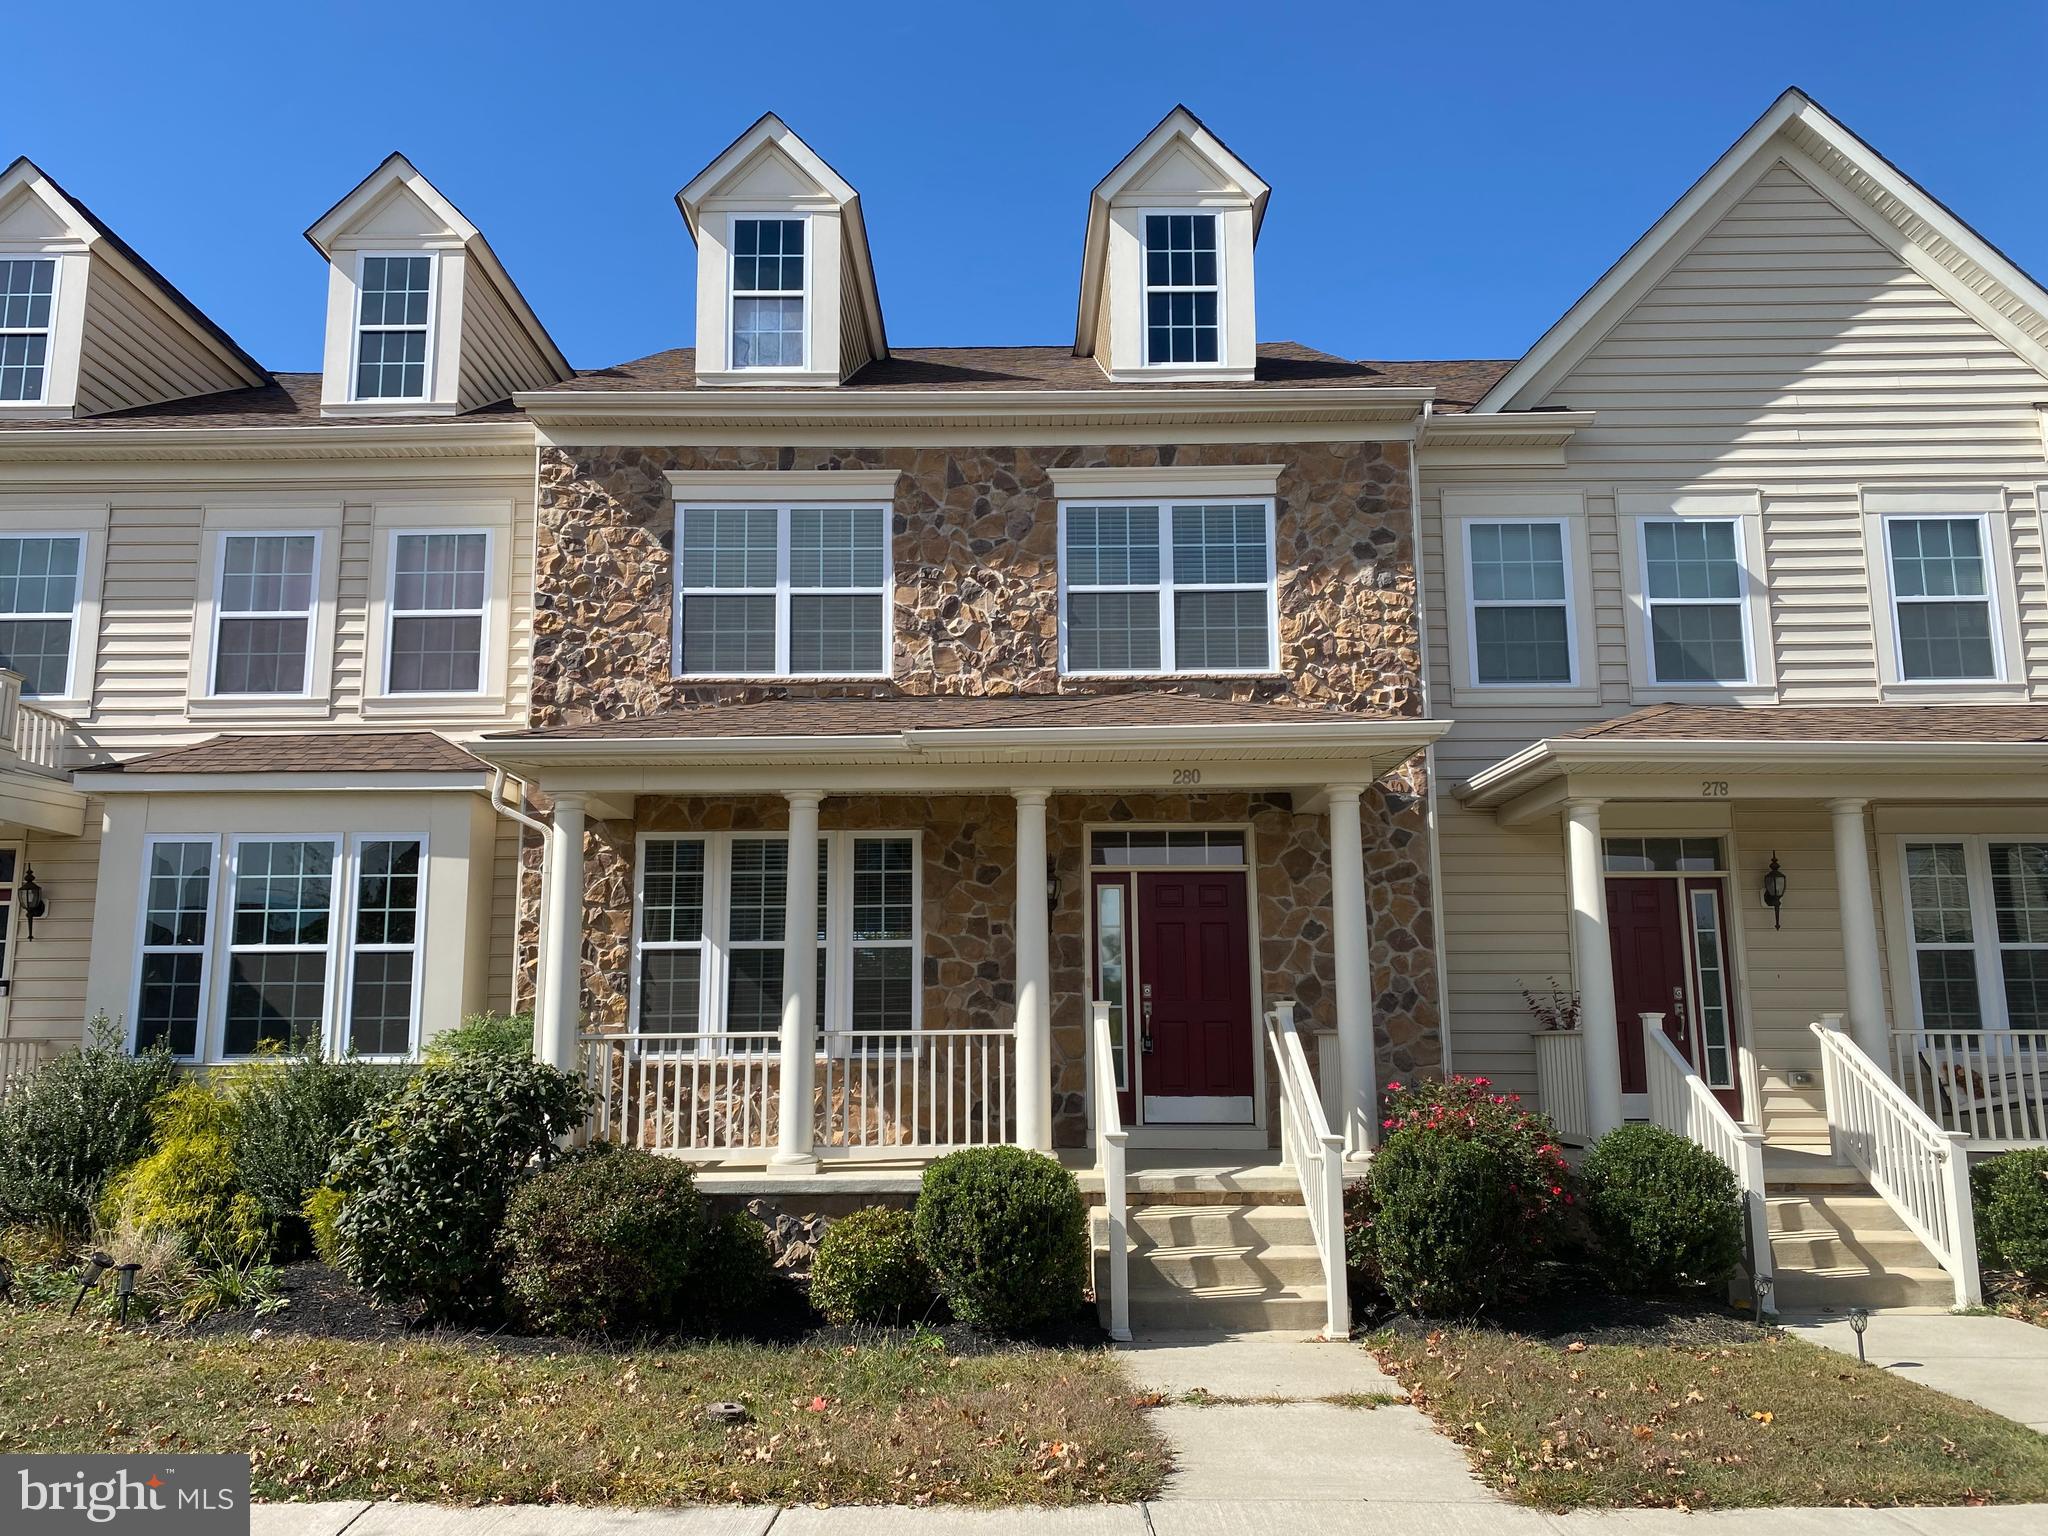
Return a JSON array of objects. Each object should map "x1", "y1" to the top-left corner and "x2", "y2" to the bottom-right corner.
[{"x1": 1351, "y1": 1075, "x2": 1576, "y2": 1315}]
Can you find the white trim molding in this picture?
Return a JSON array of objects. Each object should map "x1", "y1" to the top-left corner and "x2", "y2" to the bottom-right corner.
[
  {"x1": 1048, "y1": 464, "x2": 1284, "y2": 501},
  {"x1": 1617, "y1": 489, "x2": 1777, "y2": 704},
  {"x1": 1860, "y1": 486, "x2": 2026, "y2": 701},
  {"x1": 1439, "y1": 489, "x2": 1598, "y2": 707}
]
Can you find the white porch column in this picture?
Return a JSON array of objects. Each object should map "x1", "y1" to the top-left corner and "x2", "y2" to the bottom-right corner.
[
  {"x1": 1013, "y1": 789, "x2": 1053, "y2": 1152},
  {"x1": 1566, "y1": 798, "x2": 1624, "y2": 1138},
  {"x1": 1327, "y1": 785, "x2": 1377, "y2": 1158},
  {"x1": 774, "y1": 791, "x2": 824, "y2": 1169},
  {"x1": 1828, "y1": 798, "x2": 1890, "y2": 1061},
  {"x1": 538, "y1": 792, "x2": 587, "y2": 1075}
]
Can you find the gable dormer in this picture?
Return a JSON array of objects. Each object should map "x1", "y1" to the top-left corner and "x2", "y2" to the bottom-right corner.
[
  {"x1": 676, "y1": 114, "x2": 887, "y2": 387},
  {"x1": 306, "y1": 154, "x2": 570, "y2": 417},
  {"x1": 0, "y1": 157, "x2": 265, "y2": 420},
  {"x1": 1074, "y1": 107, "x2": 1268, "y2": 383}
]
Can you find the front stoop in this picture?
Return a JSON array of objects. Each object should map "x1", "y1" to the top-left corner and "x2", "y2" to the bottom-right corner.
[
  {"x1": 1093, "y1": 1192, "x2": 1329, "y2": 1333},
  {"x1": 1763, "y1": 1150, "x2": 1956, "y2": 1311}
]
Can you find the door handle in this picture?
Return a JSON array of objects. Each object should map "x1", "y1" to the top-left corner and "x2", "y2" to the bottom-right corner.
[{"x1": 1141, "y1": 983, "x2": 1154, "y2": 1053}]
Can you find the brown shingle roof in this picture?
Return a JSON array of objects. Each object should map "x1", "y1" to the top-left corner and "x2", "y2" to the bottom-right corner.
[
  {"x1": 496, "y1": 692, "x2": 1388, "y2": 743},
  {"x1": 0, "y1": 373, "x2": 527, "y2": 432},
  {"x1": 99, "y1": 731, "x2": 485, "y2": 775},
  {"x1": 542, "y1": 343, "x2": 1513, "y2": 398},
  {"x1": 1570, "y1": 703, "x2": 2048, "y2": 744}
]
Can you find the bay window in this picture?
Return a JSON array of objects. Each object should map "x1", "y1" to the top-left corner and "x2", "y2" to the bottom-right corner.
[
  {"x1": 1061, "y1": 498, "x2": 1277, "y2": 675},
  {"x1": 1902, "y1": 837, "x2": 2048, "y2": 1033},
  {"x1": 674, "y1": 502, "x2": 890, "y2": 678}
]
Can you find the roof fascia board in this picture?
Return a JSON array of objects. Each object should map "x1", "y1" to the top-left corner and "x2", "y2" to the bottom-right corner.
[
  {"x1": 0, "y1": 420, "x2": 536, "y2": 465},
  {"x1": 79, "y1": 770, "x2": 489, "y2": 794}
]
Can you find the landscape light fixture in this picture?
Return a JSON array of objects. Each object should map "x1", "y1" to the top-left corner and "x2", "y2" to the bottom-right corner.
[
  {"x1": 1761, "y1": 854, "x2": 1787, "y2": 930},
  {"x1": 1848, "y1": 1306, "x2": 1869, "y2": 1364},
  {"x1": 114, "y1": 1262, "x2": 142, "y2": 1324},
  {"x1": 69, "y1": 1251, "x2": 114, "y2": 1317}
]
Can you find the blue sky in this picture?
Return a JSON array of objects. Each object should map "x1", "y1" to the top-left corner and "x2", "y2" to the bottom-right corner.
[{"x1": 8, "y1": 1, "x2": 2045, "y2": 374}]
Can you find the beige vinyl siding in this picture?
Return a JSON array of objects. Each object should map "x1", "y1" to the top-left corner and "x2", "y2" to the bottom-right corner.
[
  {"x1": 1424, "y1": 150, "x2": 2048, "y2": 1111},
  {"x1": 3, "y1": 813, "x2": 99, "y2": 1043},
  {"x1": 455, "y1": 262, "x2": 559, "y2": 414},
  {"x1": 837, "y1": 225, "x2": 874, "y2": 380},
  {"x1": 73, "y1": 258, "x2": 251, "y2": 418},
  {"x1": 487, "y1": 813, "x2": 526, "y2": 1017}
]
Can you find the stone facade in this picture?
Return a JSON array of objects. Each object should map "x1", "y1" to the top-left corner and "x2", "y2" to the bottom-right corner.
[{"x1": 521, "y1": 436, "x2": 1444, "y2": 1147}]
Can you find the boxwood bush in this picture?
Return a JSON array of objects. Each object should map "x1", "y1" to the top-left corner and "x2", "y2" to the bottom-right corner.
[
  {"x1": 499, "y1": 1146, "x2": 708, "y2": 1337},
  {"x1": 1974, "y1": 1148, "x2": 2048, "y2": 1282},
  {"x1": 326, "y1": 1055, "x2": 586, "y2": 1323},
  {"x1": 811, "y1": 1205, "x2": 932, "y2": 1325},
  {"x1": 1582, "y1": 1123, "x2": 1744, "y2": 1294},
  {"x1": 913, "y1": 1147, "x2": 1088, "y2": 1334},
  {"x1": 0, "y1": 1015, "x2": 175, "y2": 1232},
  {"x1": 1366, "y1": 1128, "x2": 1520, "y2": 1314}
]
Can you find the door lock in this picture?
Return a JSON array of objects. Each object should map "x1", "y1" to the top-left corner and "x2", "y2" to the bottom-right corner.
[{"x1": 1141, "y1": 982, "x2": 1155, "y2": 1054}]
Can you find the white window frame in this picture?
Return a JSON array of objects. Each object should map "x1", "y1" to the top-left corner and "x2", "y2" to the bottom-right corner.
[
  {"x1": 1460, "y1": 516, "x2": 1580, "y2": 690},
  {"x1": 0, "y1": 256, "x2": 59, "y2": 406},
  {"x1": 1440, "y1": 491, "x2": 1598, "y2": 706},
  {"x1": 379, "y1": 527, "x2": 494, "y2": 698},
  {"x1": 219, "y1": 833, "x2": 341, "y2": 1060},
  {"x1": 1634, "y1": 515, "x2": 1756, "y2": 687},
  {"x1": 1056, "y1": 496, "x2": 1280, "y2": 678},
  {"x1": 1896, "y1": 833, "x2": 2048, "y2": 1037},
  {"x1": 207, "y1": 530, "x2": 323, "y2": 699},
  {"x1": 1860, "y1": 490, "x2": 2024, "y2": 699},
  {"x1": 128, "y1": 833, "x2": 221, "y2": 1060},
  {"x1": 1139, "y1": 209, "x2": 1226, "y2": 371},
  {"x1": 348, "y1": 251, "x2": 438, "y2": 404},
  {"x1": 0, "y1": 529, "x2": 87, "y2": 700},
  {"x1": 336, "y1": 835, "x2": 428, "y2": 1062},
  {"x1": 727, "y1": 213, "x2": 810, "y2": 372},
  {"x1": 630, "y1": 829, "x2": 923, "y2": 1051},
  {"x1": 671, "y1": 501, "x2": 893, "y2": 680},
  {"x1": 1616, "y1": 491, "x2": 1776, "y2": 702},
  {"x1": 1878, "y1": 512, "x2": 2004, "y2": 685}
]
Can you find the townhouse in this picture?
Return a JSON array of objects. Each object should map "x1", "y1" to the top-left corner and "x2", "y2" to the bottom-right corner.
[{"x1": 1, "y1": 88, "x2": 2044, "y2": 1323}]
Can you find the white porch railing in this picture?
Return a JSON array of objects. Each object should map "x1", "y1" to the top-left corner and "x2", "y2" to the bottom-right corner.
[
  {"x1": 1893, "y1": 1029, "x2": 2048, "y2": 1149},
  {"x1": 580, "y1": 1027, "x2": 1017, "y2": 1160},
  {"x1": 1088, "y1": 1000, "x2": 1131, "y2": 1342},
  {"x1": 0, "y1": 1037, "x2": 56, "y2": 1100},
  {"x1": 1813, "y1": 1016, "x2": 1981, "y2": 1308},
  {"x1": 1532, "y1": 1028, "x2": 1591, "y2": 1146},
  {"x1": 0, "y1": 669, "x2": 68, "y2": 775},
  {"x1": 1640, "y1": 1014, "x2": 1774, "y2": 1315},
  {"x1": 1265, "y1": 999, "x2": 1349, "y2": 1338}
]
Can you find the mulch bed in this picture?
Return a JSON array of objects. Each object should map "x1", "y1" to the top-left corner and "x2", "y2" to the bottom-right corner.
[{"x1": 1375, "y1": 1287, "x2": 1771, "y2": 1350}]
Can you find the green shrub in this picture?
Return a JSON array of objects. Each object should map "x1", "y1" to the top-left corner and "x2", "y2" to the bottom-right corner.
[
  {"x1": 913, "y1": 1147, "x2": 1088, "y2": 1335},
  {"x1": 0, "y1": 1015, "x2": 176, "y2": 1232},
  {"x1": 811, "y1": 1206, "x2": 932, "y2": 1325},
  {"x1": 425, "y1": 1011, "x2": 534, "y2": 1062},
  {"x1": 692, "y1": 1207, "x2": 806, "y2": 1336},
  {"x1": 1380, "y1": 1075, "x2": 1574, "y2": 1251},
  {"x1": 327, "y1": 1055, "x2": 586, "y2": 1324},
  {"x1": 231, "y1": 1049, "x2": 405, "y2": 1253},
  {"x1": 1342, "y1": 1180, "x2": 1385, "y2": 1310},
  {"x1": 499, "y1": 1147, "x2": 708, "y2": 1337},
  {"x1": 302, "y1": 1185, "x2": 348, "y2": 1268},
  {"x1": 1582, "y1": 1124, "x2": 1745, "y2": 1294},
  {"x1": 1366, "y1": 1128, "x2": 1520, "y2": 1315},
  {"x1": 99, "y1": 1078, "x2": 268, "y2": 1260},
  {"x1": 1975, "y1": 1148, "x2": 2048, "y2": 1282}
]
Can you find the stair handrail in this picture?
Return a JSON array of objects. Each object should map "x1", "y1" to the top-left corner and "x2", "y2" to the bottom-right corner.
[
  {"x1": 1639, "y1": 1015, "x2": 1775, "y2": 1315},
  {"x1": 1087, "y1": 1000, "x2": 1131, "y2": 1342},
  {"x1": 1264, "y1": 999, "x2": 1349, "y2": 1338},
  {"x1": 1810, "y1": 1015, "x2": 1981, "y2": 1308}
]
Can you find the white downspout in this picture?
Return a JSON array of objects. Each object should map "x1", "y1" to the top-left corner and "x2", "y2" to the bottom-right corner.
[
  {"x1": 1408, "y1": 399, "x2": 1455, "y2": 1077},
  {"x1": 488, "y1": 768, "x2": 551, "y2": 1052}
]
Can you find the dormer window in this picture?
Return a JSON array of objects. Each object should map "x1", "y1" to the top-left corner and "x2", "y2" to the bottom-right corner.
[
  {"x1": 353, "y1": 254, "x2": 433, "y2": 401},
  {"x1": 1143, "y1": 215, "x2": 1219, "y2": 366},
  {"x1": 731, "y1": 218, "x2": 806, "y2": 369},
  {"x1": 0, "y1": 258, "x2": 56, "y2": 403}
]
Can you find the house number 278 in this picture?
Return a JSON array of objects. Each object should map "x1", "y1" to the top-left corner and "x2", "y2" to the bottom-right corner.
[{"x1": 1700, "y1": 780, "x2": 1729, "y2": 797}]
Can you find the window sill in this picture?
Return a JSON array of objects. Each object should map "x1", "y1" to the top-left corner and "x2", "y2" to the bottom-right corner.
[
  {"x1": 1059, "y1": 670, "x2": 1291, "y2": 683},
  {"x1": 1628, "y1": 683, "x2": 1781, "y2": 707},
  {"x1": 186, "y1": 695, "x2": 335, "y2": 722},
  {"x1": 360, "y1": 693, "x2": 510, "y2": 720},
  {"x1": 670, "y1": 674, "x2": 895, "y2": 684},
  {"x1": 1877, "y1": 679, "x2": 2030, "y2": 703},
  {"x1": 1449, "y1": 684, "x2": 1602, "y2": 709}
]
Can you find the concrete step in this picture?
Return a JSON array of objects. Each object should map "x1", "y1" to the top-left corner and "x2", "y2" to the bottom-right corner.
[
  {"x1": 1129, "y1": 1242, "x2": 1327, "y2": 1292},
  {"x1": 1115, "y1": 1285, "x2": 1330, "y2": 1332},
  {"x1": 1772, "y1": 1264, "x2": 1957, "y2": 1310},
  {"x1": 1770, "y1": 1230, "x2": 1937, "y2": 1270},
  {"x1": 1123, "y1": 1202, "x2": 1315, "y2": 1252},
  {"x1": 1091, "y1": 1198, "x2": 1330, "y2": 1333},
  {"x1": 1768, "y1": 1193, "x2": 1912, "y2": 1238}
]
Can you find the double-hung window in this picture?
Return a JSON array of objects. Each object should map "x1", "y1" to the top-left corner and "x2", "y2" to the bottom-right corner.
[
  {"x1": 633, "y1": 831, "x2": 918, "y2": 1047},
  {"x1": 1640, "y1": 518, "x2": 1750, "y2": 683},
  {"x1": 730, "y1": 217, "x2": 805, "y2": 369},
  {"x1": 133, "y1": 833, "x2": 426, "y2": 1060},
  {"x1": 0, "y1": 534, "x2": 82, "y2": 697},
  {"x1": 213, "y1": 534, "x2": 318, "y2": 696},
  {"x1": 0, "y1": 258, "x2": 56, "y2": 403},
  {"x1": 674, "y1": 503, "x2": 890, "y2": 677},
  {"x1": 1466, "y1": 521, "x2": 1573, "y2": 685},
  {"x1": 1902, "y1": 838, "x2": 2048, "y2": 1033},
  {"x1": 1061, "y1": 499, "x2": 1276, "y2": 674},
  {"x1": 353, "y1": 254, "x2": 433, "y2": 401},
  {"x1": 1884, "y1": 517, "x2": 1998, "y2": 682},
  {"x1": 1143, "y1": 214, "x2": 1219, "y2": 365},
  {"x1": 387, "y1": 531, "x2": 489, "y2": 694}
]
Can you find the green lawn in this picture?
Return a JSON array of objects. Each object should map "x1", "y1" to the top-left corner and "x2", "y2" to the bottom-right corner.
[
  {"x1": 1373, "y1": 1325, "x2": 2048, "y2": 1510},
  {"x1": 0, "y1": 1311, "x2": 1167, "y2": 1506}
]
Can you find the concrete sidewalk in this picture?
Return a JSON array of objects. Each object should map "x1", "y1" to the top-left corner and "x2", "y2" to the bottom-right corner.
[
  {"x1": 251, "y1": 1500, "x2": 2048, "y2": 1535},
  {"x1": 1785, "y1": 1311, "x2": 2048, "y2": 1432}
]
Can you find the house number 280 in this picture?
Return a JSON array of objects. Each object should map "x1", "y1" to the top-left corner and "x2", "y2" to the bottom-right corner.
[
  {"x1": 1172, "y1": 768, "x2": 1203, "y2": 786},
  {"x1": 1701, "y1": 780, "x2": 1729, "y2": 797}
]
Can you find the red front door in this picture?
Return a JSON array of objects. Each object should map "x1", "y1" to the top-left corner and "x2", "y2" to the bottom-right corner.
[
  {"x1": 1606, "y1": 875, "x2": 1745, "y2": 1117},
  {"x1": 1136, "y1": 868, "x2": 1254, "y2": 1121}
]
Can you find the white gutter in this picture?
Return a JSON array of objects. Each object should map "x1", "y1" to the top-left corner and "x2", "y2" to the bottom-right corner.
[{"x1": 487, "y1": 769, "x2": 552, "y2": 1048}]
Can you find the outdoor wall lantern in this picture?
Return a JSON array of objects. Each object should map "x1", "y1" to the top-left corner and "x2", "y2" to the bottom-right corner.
[
  {"x1": 1761, "y1": 854, "x2": 1787, "y2": 929},
  {"x1": 1046, "y1": 860, "x2": 1061, "y2": 912},
  {"x1": 17, "y1": 865, "x2": 45, "y2": 938}
]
